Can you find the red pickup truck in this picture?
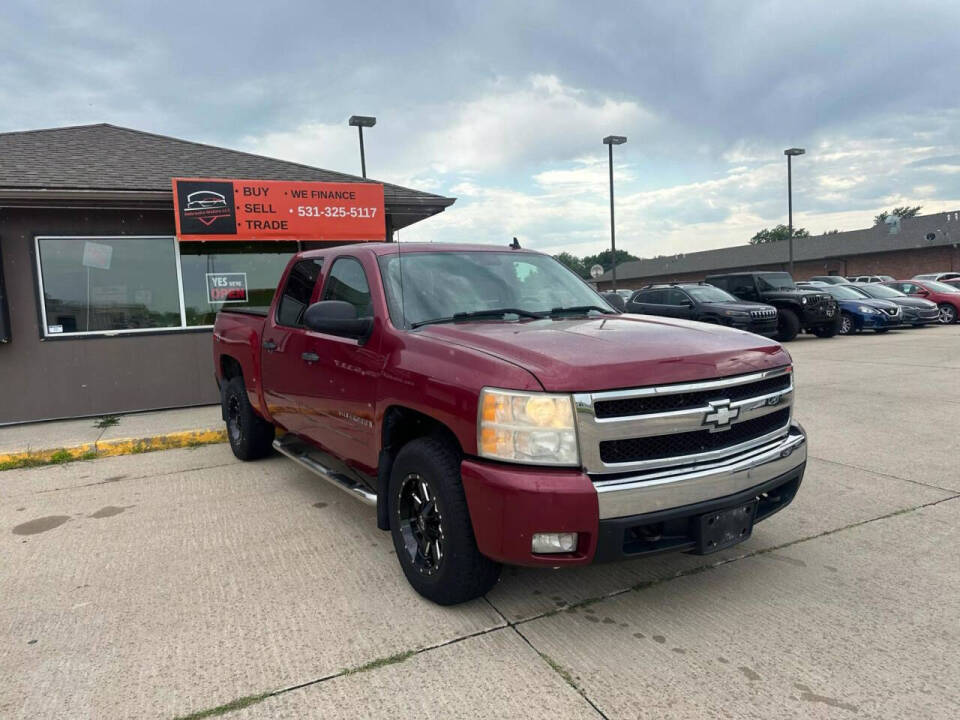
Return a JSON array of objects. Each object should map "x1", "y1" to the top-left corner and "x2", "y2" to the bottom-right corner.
[{"x1": 213, "y1": 243, "x2": 806, "y2": 604}]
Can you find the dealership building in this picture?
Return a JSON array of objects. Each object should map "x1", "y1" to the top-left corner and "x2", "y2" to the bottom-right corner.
[
  {"x1": 0, "y1": 124, "x2": 454, "y2": 425},
  {"x1": 597, "y1": 211, "x2": 960, "y2": 290}
]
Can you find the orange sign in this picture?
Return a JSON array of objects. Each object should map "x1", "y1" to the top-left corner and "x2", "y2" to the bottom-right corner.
[{"x1": 172, "y1": 177, "x2": 386, "y2": 241}]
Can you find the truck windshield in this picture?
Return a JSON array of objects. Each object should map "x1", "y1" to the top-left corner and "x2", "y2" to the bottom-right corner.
[
  {"x1": 756, "y1": 273, "x2": 796, "y2": 290},
  {"x1": 377, "y1": 251, "x2": 612, "y2": 328}
]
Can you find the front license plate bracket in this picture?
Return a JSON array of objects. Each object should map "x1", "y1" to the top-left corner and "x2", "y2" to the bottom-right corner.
[{"x1": 696, "y1": 500, "x2": 758, "y2": 554}]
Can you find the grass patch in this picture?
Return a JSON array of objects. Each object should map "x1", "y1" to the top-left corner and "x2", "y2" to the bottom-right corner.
[
  {"x1": 94, "y1": 415, "x2": 121, "y2": 429},
  {"x1": 538, "y1": 651, "x2": 579, "y2": 691},
  {"x1": 0, "y1": 448, "x2": 99, "y2": 471},
  {"x1": 341, "y1": 649, "x2": 416, "y2": 676},
  {"x1": 172, "y1": 692, "x2": 274, "y2": 720}
]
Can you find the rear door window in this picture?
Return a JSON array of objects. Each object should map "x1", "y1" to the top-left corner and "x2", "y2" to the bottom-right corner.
[
  {"x1": 276, "y1": 258, "x2": 324, "y2": 327},
  {"x1": 664, "y1": 289, "x2": 689, "y2": 305},
  {"x1": 638, "y1": 289, "x2": 664, "y2": 304},
  {"x1": 322, "y1": 257, "x2": 373, "y2": 318}
]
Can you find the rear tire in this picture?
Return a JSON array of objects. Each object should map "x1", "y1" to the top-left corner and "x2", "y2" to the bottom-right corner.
[
  {"x1": 775, "y1": 308, "x2": 800, "y2": 342},
  {"x1": 389, "y1": 437, "x2": 501, "y2": 605},
  {"x1": 222, "y1": 376, "x2": 275, "y2": 461}
]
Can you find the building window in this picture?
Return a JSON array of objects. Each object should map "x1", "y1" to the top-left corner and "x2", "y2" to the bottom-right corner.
[
  {"x1": 178, "y1": 241, "x2": 297, "y2": 326},
  {"x1": 36, "y1": 237, "x2": 183, "y2": 336}
]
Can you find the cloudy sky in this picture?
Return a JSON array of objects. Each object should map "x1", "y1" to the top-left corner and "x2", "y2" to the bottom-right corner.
[{"x1": 3, "y1": 0, "x2": 958, "y2": 257}]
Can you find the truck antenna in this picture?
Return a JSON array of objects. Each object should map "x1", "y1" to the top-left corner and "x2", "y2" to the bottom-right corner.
[{"x1": 510, "y1": 237, "x2": 521, "y2": 249}]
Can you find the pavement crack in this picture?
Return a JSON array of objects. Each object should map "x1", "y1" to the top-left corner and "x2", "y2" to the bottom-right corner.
[
  {"x1": 512, "y1": 625, "x2": 610, "y2": 720},
  {"x1": 171, "y1": 620, "x2": 511, "y2": 720},
  {"x1": 808, "y1": 454, "x2": 959, "y2": 494},
  {"x1": 509, "y1": 493, "x2": 960, "y2": 628},
  {"x1": 34, "y1": 461, "x2": 239, "y2": 494}
]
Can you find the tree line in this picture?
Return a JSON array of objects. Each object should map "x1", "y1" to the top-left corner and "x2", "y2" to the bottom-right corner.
[{"x1": 748, "y1": 206, "x2": 922, "y2": 245}]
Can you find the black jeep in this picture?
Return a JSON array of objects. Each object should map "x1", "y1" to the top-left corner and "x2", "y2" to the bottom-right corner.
[
  {"x1": 704, "y1": 271, "x2": 840, "y2": 341},
  {"x1": 626, "y1": 282, "x2": 778, "y2": 336}
]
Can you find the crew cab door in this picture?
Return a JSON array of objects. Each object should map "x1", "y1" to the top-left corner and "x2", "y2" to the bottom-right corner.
[
  {"x1": 298, "y1": 255, "x2": 383, "y2": 473},
  {"x1": 260, "y1": 257, "x2": 325, "y2": 433}
]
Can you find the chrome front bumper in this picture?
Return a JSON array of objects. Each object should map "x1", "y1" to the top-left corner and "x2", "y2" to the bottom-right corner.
[{"x1": 594, "y1": 423, "x2": 807, "y2": 519}]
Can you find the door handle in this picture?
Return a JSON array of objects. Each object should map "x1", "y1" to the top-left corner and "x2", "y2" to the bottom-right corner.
[
  {"x1": 263, "y1": 339, "x2": 277, "y2": 351},
  {"x1": 301, "y1": 352, "x2": 320, "y2": 363}
]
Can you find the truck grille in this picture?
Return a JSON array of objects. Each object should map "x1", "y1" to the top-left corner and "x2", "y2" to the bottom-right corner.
[
  {"x1": 574, "y1": 368, "x2": 793, "y2": 476},
  {"x1": 594, "y1": 373, "x2": 791, "y2": 418},
  {"x1": 599, "y1": 408, "x2": 790, "y2": 464}
]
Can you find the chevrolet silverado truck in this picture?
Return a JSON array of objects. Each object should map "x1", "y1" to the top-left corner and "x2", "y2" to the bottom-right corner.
[
  {"x1": 213, "y1": 243, "x2": 806, "y2": 605},
  {"x1": 705, "y1": 271, "x2": 840, "y2": 341}
]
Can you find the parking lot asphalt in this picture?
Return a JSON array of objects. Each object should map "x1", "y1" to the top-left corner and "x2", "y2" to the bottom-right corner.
[{"x1": 2, "y1": 325, "x2": 958, "y2": 719}]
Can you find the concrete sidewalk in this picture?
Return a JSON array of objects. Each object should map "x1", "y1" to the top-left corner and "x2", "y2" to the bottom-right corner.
[{"x1": 0, "y1": 405, "x2": 224, "y2": 468}]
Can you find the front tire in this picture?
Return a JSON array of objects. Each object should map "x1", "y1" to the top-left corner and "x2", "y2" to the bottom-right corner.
[
  {"x1": 813, "y1": 313, "x2": 841, "y2": 338},
  {"x1": 938, "y1": 303, "x2": 958, "y2": 324},
  {"x1": 776, "y1": 308, "x2": 800, "y2": 342},
  {"x1": 838, "y1": 312, "x2": 856, "y2": 335},
  {"x1": 222, "y1": 376, "x2": 275, "y2": 461},
  {"x1": 389, "y1": 437, "x2": 501, "y2": 605}
]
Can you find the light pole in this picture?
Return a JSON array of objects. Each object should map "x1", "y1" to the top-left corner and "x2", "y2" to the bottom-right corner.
[
  {"x1": 603, "y1": 135, "x2": 627, "y2": 291},
  {"x1": 784, "y1": 147, "x2": 805, "y2": 274},
  {"x1": 349, "y1": 115, "x2": 376, "y2": 178}
]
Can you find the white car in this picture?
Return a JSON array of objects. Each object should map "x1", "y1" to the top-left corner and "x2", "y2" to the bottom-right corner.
[{"x1": 913, "y1": 272, "x2": 960, "y2": 282}]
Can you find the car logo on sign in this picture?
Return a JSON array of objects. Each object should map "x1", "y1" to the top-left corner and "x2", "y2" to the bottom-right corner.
[{"x1": 704, "y1": 399, "x2": 739, "y2": 432}]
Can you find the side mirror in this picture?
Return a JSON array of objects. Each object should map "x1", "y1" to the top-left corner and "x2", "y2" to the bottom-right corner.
[
  {"x1": 917, "y1": 289, "x2": 929, "y2": 297},
  {"x1": 303, "y1": 300, "x2": 373, "y2": 342},
  {"x1": 600, "y1": 292, "x2": 626, "y2": 312},
  {"x1": 679, "y1": 300, "x2": 693, "y2": 307}
]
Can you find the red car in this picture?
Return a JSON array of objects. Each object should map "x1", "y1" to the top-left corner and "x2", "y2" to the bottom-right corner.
[{"x1": 882, "y1": 280, "x2": 960, "y2": 324}]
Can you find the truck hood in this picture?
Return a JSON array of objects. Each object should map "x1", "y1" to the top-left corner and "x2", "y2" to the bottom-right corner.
[{"x1": 415, "y1": 314, "x2": 789, "y2": 392}]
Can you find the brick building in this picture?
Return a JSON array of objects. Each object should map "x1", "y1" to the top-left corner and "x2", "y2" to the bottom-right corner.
[{"x1": 597, "y1": 211, "x2": 960, "y2": 290}]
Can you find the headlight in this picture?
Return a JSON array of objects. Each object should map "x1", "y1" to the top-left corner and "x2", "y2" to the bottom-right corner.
[
  {"x1": 858, "y1": 305, "x2": 878, "y2": 314},
  {"x1": 478, "y1": 388, "x2": 579, "y2": 466},
  {"x1": 801, "y1": 296, "x2": 808, "y2": 304},
  {"x1": 722, "y1": 309, "x2": 750, "y2": 318}
]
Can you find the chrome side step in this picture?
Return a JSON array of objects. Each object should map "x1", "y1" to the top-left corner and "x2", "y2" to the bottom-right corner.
[{"x1": 273, "y1": 436, "x2": 377, "y2": 506}]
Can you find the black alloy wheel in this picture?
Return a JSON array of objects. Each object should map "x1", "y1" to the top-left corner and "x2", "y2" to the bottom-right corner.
[
  {"x1": 227, "y1": 394, "x2": 243, "y2": 445},
  {"x1": 396, "y1": 472, "x2": 445, "y2": 576}
]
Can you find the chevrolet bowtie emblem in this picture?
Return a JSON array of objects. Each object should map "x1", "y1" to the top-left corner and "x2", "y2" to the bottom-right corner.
[{"x1": 704, "y1": 399, "x2": 739, "y2": 431}]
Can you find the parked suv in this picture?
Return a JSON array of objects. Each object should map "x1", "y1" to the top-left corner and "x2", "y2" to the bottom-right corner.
[
  {"x1": 847, "y1": 275, "x2": 894, "y2": 283},
  {"x1": 626, "y1": 283, "x2": 778, "y2": 336},
  {"x1": 705, "y1": 272, "x2": 839, "y2": 341},
  {"x1": 882, "y1": 279, "x2": 960, "y2": 324}
]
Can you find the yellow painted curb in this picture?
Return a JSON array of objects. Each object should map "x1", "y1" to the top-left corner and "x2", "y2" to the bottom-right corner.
[{"x1": 0, "y1": 429, "x2": 227, "y2": 471}]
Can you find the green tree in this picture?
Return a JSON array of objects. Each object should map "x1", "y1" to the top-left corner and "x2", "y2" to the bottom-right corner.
[
  {"x1": 553, "y1": 252, "x2": 586, "y2": 278},
  {"x1": 874, "y1": 206, "x2": 922, "y2": 226},
  {"x1": 579, "y1": 249, "x2": 640, "y2": 276},
  {"x1": 822, "y1": 229, "x2": 840, "y2": 235},
  {"x1": 749, "y1": 224, "x2": 810, "y2": 245}
]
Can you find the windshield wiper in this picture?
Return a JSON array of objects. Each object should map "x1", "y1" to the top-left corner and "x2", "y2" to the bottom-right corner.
[
  {"x1": 411, "y1": 308, "x2": 545, "y2": 329},
  {"x1": 549, "y1": 305, "x2": 615, "y2": 317}
]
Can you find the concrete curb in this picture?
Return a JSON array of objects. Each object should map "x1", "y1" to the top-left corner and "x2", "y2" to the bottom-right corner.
[{"x1": 0, "y1": 428, "x2": 227, "y2": 471}]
